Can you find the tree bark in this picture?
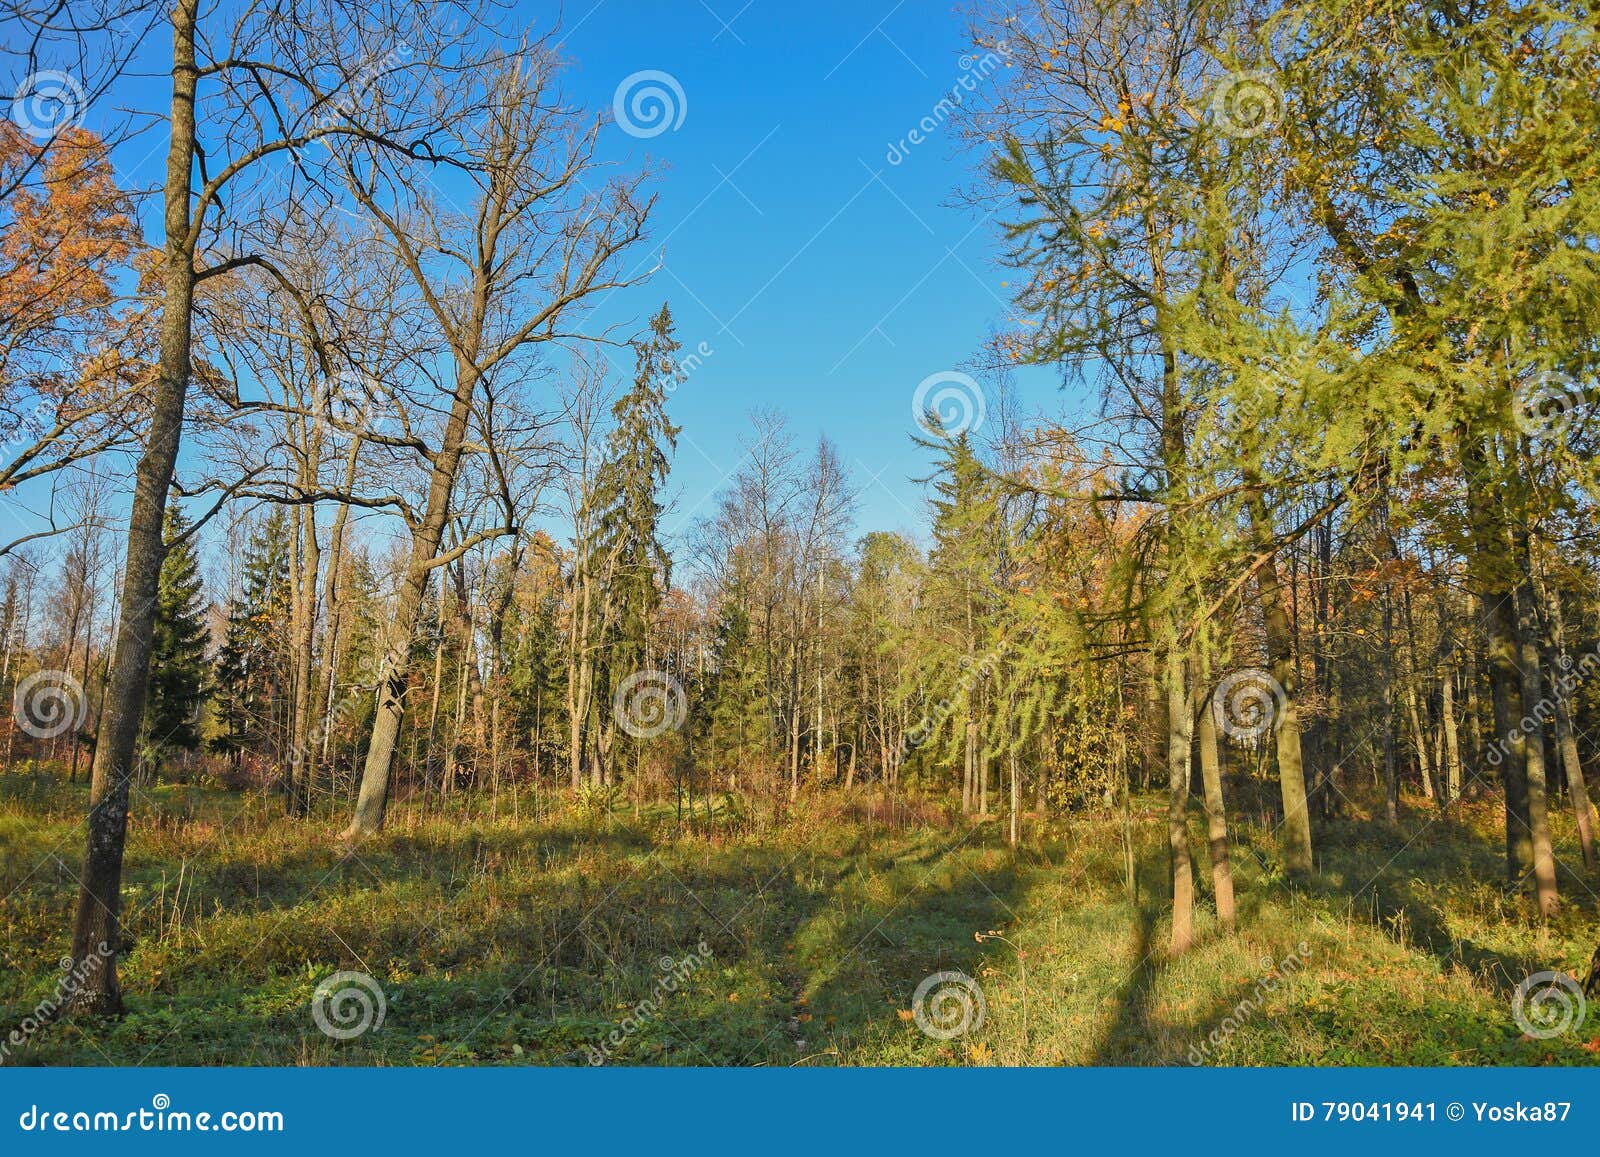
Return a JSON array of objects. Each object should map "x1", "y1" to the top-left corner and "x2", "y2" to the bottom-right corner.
[
  {"x1": 1166, "y1": 647, "x2": 1195, "y2": 955},
  {"x1": 1008, "y1": 743, "x2": 1019, "y2": 848},
  {"x1": 68, "y1": 0, "x2": 199, "y2": 1014},
  {"x1": 1555, "y1": 692, "x2": 1596, "y2": 873},
  {"x1": 342, "y1": 358, "x2": 479, "y2": 838},
  {"x1": 1459, "y1": 432, "x2": 1532, "y2": 880},
  {"x1": 287, "y1": 499, "x2": 320, "y2": 815},
  {"x1": 1406, "y1": 680, "x2": 1434, "y2": 800},
  {"x1": 1536, "y1": 574, "x2": 1596, "y2": 872},
  {"x1": 1197, "y1": 690, "x2": 1235, "y2": 930},
  {"x1": 1439, "y1": 626, "x2": 1462, "y2": 809},
  {"x1": 1511, "y1": 548, "x2": 1558, "y2": 917},
  {"x1": 1247, "y1": 490, "x2": 1313, "y2": 872}
]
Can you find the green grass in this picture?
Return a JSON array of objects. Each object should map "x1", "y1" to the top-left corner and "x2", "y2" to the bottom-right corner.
[{"x1": 1, "y1": 766, "x2": 1596, "y2": 1066}]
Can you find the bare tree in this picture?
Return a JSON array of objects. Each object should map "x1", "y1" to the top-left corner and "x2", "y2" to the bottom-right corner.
[
  {"x1": 339, "y1": 47, "x2": 654, "y2": 837},
  {"x1": 69, "y1": 0, "x2": 494, "y2": 1015}
]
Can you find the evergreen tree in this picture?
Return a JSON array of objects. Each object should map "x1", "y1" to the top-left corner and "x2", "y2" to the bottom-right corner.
[
  {"x1": 334, "y1": 548, "x2": 385, "y2": 691},
  {"x1": 209, "y1": 600, "x2": 249, "y2": 765},
  {"x1": 140, "y1": 506, "x2": 211, "y2": 765},
  {"x1": 504, "y1": 538, "x2": 568, "y2": 776},
  {"x1": 209, "y1": 511, "x2": 292, "y2": 764},
  {"x1": 914, "y1": 429, "x2": 1004, "y2": 806},
  {"x1": 589, "y1": 303, "x2": 682, "y2": 724},
  {"x1": 699, "y1": 572, "x2": 771, "y2": 772}
]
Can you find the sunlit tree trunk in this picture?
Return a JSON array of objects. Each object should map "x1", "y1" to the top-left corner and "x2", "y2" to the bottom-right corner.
[
  {"x1": 1166, "y1": 646, "x2": 1195, "y2": 954},
  {"x1": 1197, "y1": 690, "x2": 1235, "y2": 930},
  {"x1": 1512, "y1": 548, "x2": 1558, "y2": 917},
  {"x1": 1247, "y1": 489, "x2": 1313, "y2": 872},
  {"x1": 344, "y1": 359, "x2": 479, "y2": 837},
  {"x1": 287, "y1": 498, "x2": 320, "y2": 815},
  {"x1": 69, "y1": 0, "x2": 199, "y2": 1013}
]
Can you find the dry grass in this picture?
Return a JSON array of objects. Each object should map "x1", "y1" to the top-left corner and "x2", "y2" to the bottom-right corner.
[{"x1": 1, "y1": 767, "x2": 1596, "y2": 1066}]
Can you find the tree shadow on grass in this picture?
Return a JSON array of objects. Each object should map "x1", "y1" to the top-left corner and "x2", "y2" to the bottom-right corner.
[
  {"x1": 1366, "y1": 878, "x2": 1551, "y2": 997},
  {"x1": 1304, "y1": 810, "x2": 1572, "y2": 997},
  {"x1": 1085, "y1": 848, "x2": 1219, "y2": 1065},
  {"x1": 783, "y1": 831, "x2": 1032, "y2": 1063}
]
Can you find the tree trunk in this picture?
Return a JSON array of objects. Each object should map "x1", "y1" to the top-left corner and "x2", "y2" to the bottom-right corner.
[
  {"x1": 342, "y1": 357, "x2": 480, "y2": 838},
  {"x1": 68, "y1": 0, "x2": 199, "y2": 1014},
  {"x1": 978, "y1": 711, "x2": 989, "y2": 817},
  {"x1": 287, "y1": 500, "x2": 320, "y2": 815},
  {"x1": 1463, "y1": 616, "x2": 1487, "y2": 792},
  {"x1": 1440, "y1": 638, "x2": 1462, "y2": 809},
  {"x1": 1536, "y1": 573, "x2": 1596, "y2": 872},
  {"x1": 1247, "y1": 491, "x2": 1313, "y2": 872},
  {"x1": 1197, "y1": 690, "x2": 1235, "y2": 930},
  {"x1": 1459, "y1": 433, "x2": 1532, "y2": 880},
  {"x1": 452, "y1": 562, "x2": 488, "y2": 783},
  {"x1": 566, "y1": 561, "x2": 593, "y2": 791},
  {"x1": 1512, "y1": 564, "x2": 1559, "y2": 917},
  {"x1": 787, "y1": 642, "x2": 801, "y2": 802},
  {"x1": 1406, "y1": 680, "x2": 1434, "y2": 801},
  {"x1": 1381, "y1": 596, "x2": 1399, "y2": 822},
  {"x1": 1166, "y1": 648, "x2": 1194, "y2": 955},
  {"x1": 486, "y1": 542, "x2": 521, "y2": 816},
  {"x1": 1008, "y1": 743, "x2": 1019, "y2": 848},
  {"x1": 1555, "y1": 692, "x2": 1596, "y2": 873}
]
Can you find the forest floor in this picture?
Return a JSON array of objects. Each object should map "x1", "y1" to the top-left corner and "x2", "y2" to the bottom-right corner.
[{"x1": 2, "y1": 766, "x2": 1598, "y2": 1066}]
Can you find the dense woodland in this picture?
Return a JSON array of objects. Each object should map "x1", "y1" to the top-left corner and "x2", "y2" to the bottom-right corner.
[{"x1": 3, "y1": 0, "x2": 1600, "y2": 1054}]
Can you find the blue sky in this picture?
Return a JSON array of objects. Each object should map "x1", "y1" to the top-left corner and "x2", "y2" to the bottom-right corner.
[
  {"x1": 544, "y1": 0, "x2": 1059, "y2": 548},
  {"x1": 38, "y1": 0, "x2": 1068, "y2": 573}
]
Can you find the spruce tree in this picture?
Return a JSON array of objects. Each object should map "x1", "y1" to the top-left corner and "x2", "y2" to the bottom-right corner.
[
  {"x1": 141, "y1": 506, "x2": 211, "y2": 766},
  {"x1": 209, "y1": 600, "x2": 249, "y2": 765},
  {"x1": 915, "y1": 428, "x2": 1003, "y2": 807},
  {"x1": 700, "y1": 574, "x2": 771, "y2": 771},
  {"x1": 590, "y1": 303, "x2": 682, "y2": 716},
  {"x1": 209, "y1": 511, "x2": 292, "y2": 765},
  {"x1": 503, "y1": 542, "x2": 568, "y2": 775}
]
